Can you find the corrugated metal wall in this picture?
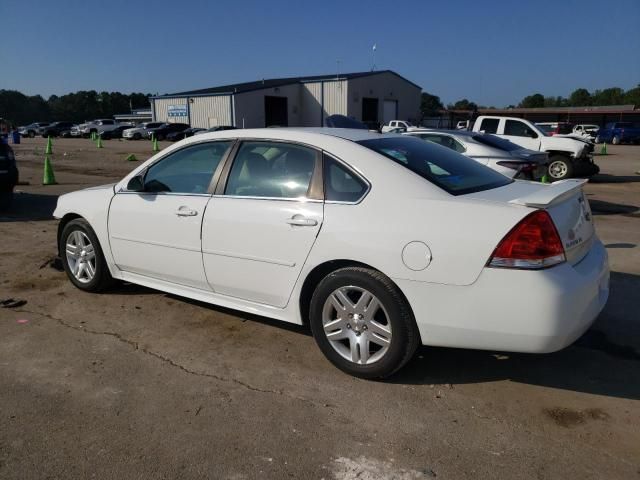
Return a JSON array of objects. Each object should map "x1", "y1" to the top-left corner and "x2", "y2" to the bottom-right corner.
[
  {"x1": 301, "y1": 82, "x2": 322, "y2": 126},
  {"x1": 322, "y1": 80, "x2": 347, "y2": 118},
  {"x1": 189, "y1": 95, "x2": 232, "y2": 128},
  {"x1": 153, "y1": 97, "x2": 188, "y2": 124}
]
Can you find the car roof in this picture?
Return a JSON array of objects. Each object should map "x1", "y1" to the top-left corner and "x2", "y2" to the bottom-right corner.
[
  {"x1": 405, "y1": 128, "x2": 477, "y2": 137},
  {"x1": 192, "y1": 127, "x2": 390, "y2": 143}
]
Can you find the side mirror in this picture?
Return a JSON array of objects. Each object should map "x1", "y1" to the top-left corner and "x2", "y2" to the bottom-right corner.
[
  {"x1": 529, "y1": 131, "x2": 538, "y2": 139},
  {"x1": 126, "y1": 173, "x2": 145, "y2": 192}
]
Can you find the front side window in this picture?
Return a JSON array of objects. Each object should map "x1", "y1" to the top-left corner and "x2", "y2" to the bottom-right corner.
[
  {"x1": 143, "y1": 141, "x2": 232, "y2": 194},
  {"x1": 323, "y1": 155, "x2": 367, "y2": 202},
  {"x1": 479, "y1": 118, "x2": 499, "y2": 134},
  {"x1": 505, "y1": 120, "x2": 538, "y2": 138},
  {"x1": 357, "y1": 136, "x2": 512, "y2": 196},
  {"x1": 225, "y1": 141, "x2": 317, "y2": 199}
]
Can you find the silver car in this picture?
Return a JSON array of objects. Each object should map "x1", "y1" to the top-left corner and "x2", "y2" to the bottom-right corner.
[
  {"x1": 122, "y1": 122, "x2": 166, "y2": 140},
  {"x1": 404, "y1": 129, "x2": 548, "y2": 180}
]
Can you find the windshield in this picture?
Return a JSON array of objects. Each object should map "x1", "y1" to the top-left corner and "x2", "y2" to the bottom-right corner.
[
  {"x1": 472, "y1": 134, "x2": 522, "y2": 152},
  {"x1": 536, "y1": 124, "x2": 554, "y2": 135},
  {"x1": 357, "y1": 136, "x2": 512, "y2": 195}
]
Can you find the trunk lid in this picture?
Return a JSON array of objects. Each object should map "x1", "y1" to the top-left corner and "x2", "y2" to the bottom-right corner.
[{"x1": 468, "y1": 179, "x2": 595, "y2": 265}]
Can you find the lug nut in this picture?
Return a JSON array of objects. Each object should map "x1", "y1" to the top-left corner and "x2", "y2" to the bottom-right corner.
[
  {"x1": 363, "y1": 325, "x2": 368, "y2": 330},
  {"x1": 346, "y1": 324, "x2": 351, "y2": 329}
]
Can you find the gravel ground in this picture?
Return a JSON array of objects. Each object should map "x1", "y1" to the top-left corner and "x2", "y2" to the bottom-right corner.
[{"x1": 1, "y1": 137, "x2": 639, "y2": 479}]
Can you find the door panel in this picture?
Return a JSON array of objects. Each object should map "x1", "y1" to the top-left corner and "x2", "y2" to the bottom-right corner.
[
  {"x1": 109, "y1": 193, "x2": 211, "y2": 289},
  {"x1": 202, "y1": 198, "x2": 322, "y2": 307}
]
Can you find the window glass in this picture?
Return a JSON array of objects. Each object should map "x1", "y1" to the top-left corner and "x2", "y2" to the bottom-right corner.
[
  {"x1": 357, "y1": 136, "x2": 511, "y2": 196},
  {"x1": 471, "y1": 134, "x2": 522, "y2": 151},
  {"x1": 479, "y1": 118, "x2": 499, "y2": 134},
  {"x1": 324, "y1": 155, "x2": 367, "y2": 202},
  {"x1": 505, "y1": 120, "x2": 537, "y2": 138},
  {"x1": 143, "y1": 141, "x2": 232, "y2": 194},
  {"x1": 418, "y1": 134, "x2": 466, "y2": 153},
  {"x1": 225, "y1": 142, "x2": 316, "y2": 198}
]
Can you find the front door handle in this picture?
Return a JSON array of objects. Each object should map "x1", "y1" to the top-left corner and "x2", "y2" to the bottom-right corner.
[
  {"x1": 176, "y1": 206, "x2": 198, "y2": 217},
  {"x1": 286, "y1": 216, "x2": 318, "y2": 227}
]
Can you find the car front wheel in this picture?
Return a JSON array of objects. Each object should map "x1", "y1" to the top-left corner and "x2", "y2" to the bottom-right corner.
[
  {"x1": 309, "y1": 267, "x2": 420, "y2": 379},
  {"x1": 60, "y1": 219, "x2": 115, "y2": 292}
]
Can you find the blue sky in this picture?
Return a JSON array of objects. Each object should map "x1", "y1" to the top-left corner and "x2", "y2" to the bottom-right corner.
[{"x1": 2, "y1": 0, "x2": 639, "y2": 106}]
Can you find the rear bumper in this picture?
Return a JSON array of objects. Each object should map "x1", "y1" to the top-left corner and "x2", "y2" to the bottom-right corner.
[{"x1": 396, "y1": 239, "x2": 609, "y2": 353}]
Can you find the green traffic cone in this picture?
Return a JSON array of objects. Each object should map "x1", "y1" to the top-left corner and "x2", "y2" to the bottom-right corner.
[
  {"x1": 126, "y1": 154, "x2": 137, "y2": 162},
  {"x1": 600, "y1": 143, "x2": 607, "y2": 155},
  {"x1": 152, "y1": 137, "x2": 159, "y2": 152},
  {"x1": 43, "y1": 155, "x2": 57, "y2": 185},
  {"x1": 45, "y1": 136, "x2": 53, "y2": 155},
  {"x1": 96, "y1": 136, "x2": 103, "y2": 148},
  {"x1": 541, "y1": 173, "x2": 550, "y2": 184}
]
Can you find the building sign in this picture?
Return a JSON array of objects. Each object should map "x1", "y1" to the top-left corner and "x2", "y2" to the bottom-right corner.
[{"x1": 168, "y1": 105, "x2": 188, "y2": 117}]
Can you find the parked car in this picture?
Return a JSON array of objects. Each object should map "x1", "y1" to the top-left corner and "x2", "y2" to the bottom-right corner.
[
  {"x1": 77, "y1": 119, "x2": 121, "y2": 137},
  {"x1": 573, "y1": 124, "x2": 599, "y2": 140},
  {"x1": 404, "y1": 129, "x2": 548, "y2": 180},
  {"x1": 39, "y1": 122, "x2": 76, "y2": 138},
  {"x1": 18, "y1": 122, "x2": 50, "y2": 138},
  {"x1": 53, "y1": 128, "x2": 609, "y2": 379},
  {"x1": 455, "y1": 120, "x2": 470, "y2": 130},
  {"x1": 166, "y1": 127, "x2": 205, "y2": 142},
  {"x1": 472, "y1": 116, "x2": 598, "y2": 181},
  {"x1": 595, "y1": 122, "x2": 640, "y2": 145},
  {"x1": 99, "y1": 125, "x2": 131, "y2": 140},
  {"x1": 194, "y1": 126, "x2": 238, "y2": 135},
  {"x1": 535, "y1": 122, "x2": 574, "y2": 136},
  {"x1": 0, "y1": 143, "x2": 18, "y2": 210},
  {"x1": 381, "y1": 120, "x2": 417, "y2": 133},
  {"x1": 122, "y1": 122, "x2": 166, "y2": 140},
  {"x1": 59, "y1": 125, "x2": 78, "y2": 138},
  {"x1": 147, "y1": 123, "x2": 190, "y2": 141}
]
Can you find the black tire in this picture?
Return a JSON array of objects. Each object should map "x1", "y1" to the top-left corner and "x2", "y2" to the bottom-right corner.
[
  {"x1": 309, "y1": 267, "x2": 420, "y2": 379},
  {"x1": 59, "y1": 218, "x2": 116, "y2": 292},
  {"x1": 28, "y1": 131, "x2": 35, "y2": 138},
  {"x1": 612, "y1": 135, "x2": 620, "y2": 145},
  {"x1": 133, "y1": 132, "x2": 141, "y2": 140},
  {"x1": 547, "y1": 155, "x2": 574, "y2": 181}
]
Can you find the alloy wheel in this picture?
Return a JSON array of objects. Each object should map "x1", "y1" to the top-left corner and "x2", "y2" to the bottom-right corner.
[
  {"x1": 65, "y1": 230, "x2": 97, "y2": 284},
  {"x1": 548, "y1": 160, "x2": 567, "y2": 179},
  {"x1": 322, "y1": 286, "x2": 392, "y2": 365}
]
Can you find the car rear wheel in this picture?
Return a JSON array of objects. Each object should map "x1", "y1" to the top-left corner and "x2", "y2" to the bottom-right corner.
[
  {"x1": 612, "y1": 135, "x2": 620, "y2": 145},
  {"x1": 309, "y1": 267, "x2": 419, "y2": 379},
  {"x1": 60, "y1": 219, "x2": 115, "y2": 292},
  {"x1": 548, "y1": 155, "x2": 573, "y2": 181}
]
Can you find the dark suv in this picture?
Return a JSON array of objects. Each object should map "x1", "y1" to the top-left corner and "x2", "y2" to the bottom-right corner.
[
  {"x1": 0, "y1": 143, "x2": 18, "y2": 209},
  {"x1": 40, "y1": 122, "x2": 75, "y2": 137},
  {"x1": 149, "y1": 123, "x2": 190, "y2": 141}
]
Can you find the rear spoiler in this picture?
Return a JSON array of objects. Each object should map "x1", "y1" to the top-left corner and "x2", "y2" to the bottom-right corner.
[{"x1": 509, "y1": 179, "x2": 588, "y2": 208}]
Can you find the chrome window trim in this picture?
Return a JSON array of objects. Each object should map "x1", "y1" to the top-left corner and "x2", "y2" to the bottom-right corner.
[{"x1": 211, "y1": 194, "x2": 322, "y2": 204}]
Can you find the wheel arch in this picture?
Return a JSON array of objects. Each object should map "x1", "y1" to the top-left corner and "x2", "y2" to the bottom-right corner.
[
  {"x1": 56, "y1": 213, "x2": 84, "y2": 253},
  {"x1": 298, "y1": 259, "x2": 416, "y2": 329},
  {"x1": 545, "y1": 150, "x2": 573, "y2": 160}
]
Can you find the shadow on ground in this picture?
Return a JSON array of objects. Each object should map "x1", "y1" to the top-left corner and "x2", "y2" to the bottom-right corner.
[
  {"x1": 0, "y1": 192, "x2": 58, "y2": 222},
  {"x1": 590, "y1": 173, "x2": 640, "y2": 184},
  {"x1": 589, "y1": 198, "x2": 639, "y2": 215}
]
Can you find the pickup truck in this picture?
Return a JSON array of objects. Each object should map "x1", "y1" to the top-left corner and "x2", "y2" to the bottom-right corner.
[
  {"x1": 471, "y1": 116, "x2": 598, "y2": 181},
  {"x1": 76, "y1": 119, "x2": 121, "y2": 137},
  {"x1": 381, "y1": 120, "x2": 418, "y2": 133},
  {"x1": 595, "y1": 122, "x2": 640, "y2": 145}
]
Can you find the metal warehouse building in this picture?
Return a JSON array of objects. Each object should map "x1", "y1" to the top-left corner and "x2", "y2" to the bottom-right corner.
[{"x1": 150, "y1": 70, "x2": 421, "y2": 129}]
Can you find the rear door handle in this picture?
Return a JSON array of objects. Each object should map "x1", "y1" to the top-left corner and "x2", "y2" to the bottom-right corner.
[
  {"x1": 176, "y1": 206, "x2": 198, "y2": 217},
  {"x1": 286, "y1": 216, "x2": 318, "y2": 227}
]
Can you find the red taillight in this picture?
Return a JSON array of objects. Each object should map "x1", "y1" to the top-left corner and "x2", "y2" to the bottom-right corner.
[{"x1": 489, "y1": 210, "x2": 566, "y2": 269}]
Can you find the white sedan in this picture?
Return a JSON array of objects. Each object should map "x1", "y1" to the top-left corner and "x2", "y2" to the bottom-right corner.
[{"x1": 53, "y1": 128, "x2": 610, "y2": 378}]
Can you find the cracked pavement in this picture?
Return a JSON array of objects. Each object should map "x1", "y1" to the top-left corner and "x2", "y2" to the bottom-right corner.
[{"x1": 1, "y1": 138, "x2": 639, "y2": 479}]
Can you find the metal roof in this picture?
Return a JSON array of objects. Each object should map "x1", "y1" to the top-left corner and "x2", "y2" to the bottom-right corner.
[{"x1": 152, "y1": 70, "x2": 421, "y2": 98}]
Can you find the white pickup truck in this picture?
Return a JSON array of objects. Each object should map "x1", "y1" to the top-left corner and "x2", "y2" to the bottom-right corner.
[
  {"x1": 75, "y1": 119, "x2": 121, "y2": 137},
  {"x1": 381, "y1": 120, "x2": 418, "y2": 133},
  {"x1": 471, "y1": 116, "x2": 598, "y2": 180}
]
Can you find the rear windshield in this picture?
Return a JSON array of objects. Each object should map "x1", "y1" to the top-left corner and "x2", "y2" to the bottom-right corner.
[
  {"x1": 357, "y1": 137, "x2": 512, "y2": 195},
  {"x1": 471, "y1": 134, "x2": 522, "y2": 152}
]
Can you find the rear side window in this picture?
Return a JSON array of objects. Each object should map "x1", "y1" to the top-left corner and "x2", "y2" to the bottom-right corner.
[
  {"x1": 479, "y1": 118, "x2": 499, "y2": 134},
  {"x1": 323, "y1": 155, "x2": 367, "y2": 202},
  {"x1": 357, "y1": 136, "x2": 512, "y2": 195},
  {"x1": 225, "y1": 141, "x2": 317, "y2": 199},
  {"x1": 418, "y1": 134, "x2": 466, "y2": 153},
  {"x1": 471, "y1": 134, "x2": 522, "y2": 152}
]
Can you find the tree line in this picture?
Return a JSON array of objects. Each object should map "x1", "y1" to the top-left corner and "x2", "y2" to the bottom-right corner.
[
  {"x1": 0, "y1": 89, "x2": 152, "y2": 126},
  {"x1": 421, "y1": 84, "x2": 640, "y2": 117}
]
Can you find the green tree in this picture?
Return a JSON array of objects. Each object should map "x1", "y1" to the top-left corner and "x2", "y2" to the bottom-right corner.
[
  {"x1": 448, "y1": 98, "x2": 477, "y2": 111},
  {"x1": 519, "y1": 93, "x2": 545, "y2": 108},
  {"x1": 623, "y1": 84, "x2": 640, "y2": 105},
  {"x1": 420, "y1": 91, "x2": 444, "y2": 117},
  {"x1": 592, "y1": 87, "x2": 625, "y2": 106},
  {"x1": 568, "y1": 88, "x2": 591, "y2": 106}
]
